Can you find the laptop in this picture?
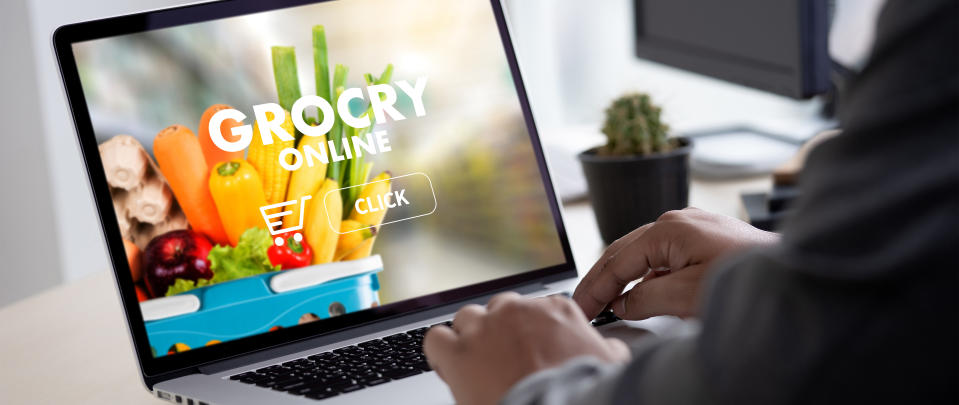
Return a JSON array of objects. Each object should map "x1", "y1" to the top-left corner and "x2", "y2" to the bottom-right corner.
[{"x1": 53, "y1": 0, "x2": 587, "y2": 403}]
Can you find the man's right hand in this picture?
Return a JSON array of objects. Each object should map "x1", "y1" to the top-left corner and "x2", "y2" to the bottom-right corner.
[{"x1": 573, "y1": 207, "x2": 780, "y2": 320}]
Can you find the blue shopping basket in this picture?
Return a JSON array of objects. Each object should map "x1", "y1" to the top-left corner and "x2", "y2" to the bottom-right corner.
[{"x1": 142, "y1": 255, "x2": 383, "y2": 356}]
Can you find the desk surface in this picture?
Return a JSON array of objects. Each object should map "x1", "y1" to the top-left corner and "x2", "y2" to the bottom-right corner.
[{"x1": 0, "y1": 176, "x2": 770, "y2": 404}]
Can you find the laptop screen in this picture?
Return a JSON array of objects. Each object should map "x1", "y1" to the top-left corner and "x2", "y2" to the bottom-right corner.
[{"x1": 68, "y1": 0, "x2": 568, "y2": 359}]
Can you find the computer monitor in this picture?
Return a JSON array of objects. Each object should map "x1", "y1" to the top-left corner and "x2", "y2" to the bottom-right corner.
[{"x1": 633, "y1": 0, "x2": 831, "y2": 99}]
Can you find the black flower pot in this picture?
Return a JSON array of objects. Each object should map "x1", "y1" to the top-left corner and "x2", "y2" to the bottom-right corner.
[{"x1": 578, "y1": 138, "x2": 692, "y2": 245}]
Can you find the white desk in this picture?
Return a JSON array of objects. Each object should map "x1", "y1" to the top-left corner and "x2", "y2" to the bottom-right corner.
[{"x1": 0, "y1": 176, "x2": 771, "y2": 404}]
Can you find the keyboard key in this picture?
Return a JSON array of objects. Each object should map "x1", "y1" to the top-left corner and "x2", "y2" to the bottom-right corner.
[
  {"x1": 309, "y1": 352, "x2": 333, "y2": 361},
  {"x1": 301, "y1": 383, "x2": 336, "y2": 393},
  {"x1": 382, "y1": 366, "x2": 422, "y2": 380},
  {"x1": 333, "y1": 383, "x2": 364, "y2": 393},
  {"x1": 357, "y1": 339, "x2": 382, "y2": 348},
  {"x1": 243, "y1": 374, "x2": 271, "y2": 384},
  {"x1": 383, "y1": 333, "x2": 412, "y2": 342},
  {"x1": 230, "y1": 372, "x2": 255, "y2": 380},
  {"x1": 333, "y1": 346, "x2": 360, "y2": 355},
  {"x1": 274, "y1": 375, "x2": 301, "y2": 384},
  {"x1": 396, "y1": 351, "x2": 419, "y2": 360},
  {"x1": 305, "y1": 390, "x2": 339, "y2": 400},
  {"x1": 288, "y1": 388, "x2": 308, "y2": 396},
  {"x1": 364, "y1": 377, "x2": 390, "y2": 386},
  {"x1": 274, "y1": 380, "x2": 306, "y2": 392}
]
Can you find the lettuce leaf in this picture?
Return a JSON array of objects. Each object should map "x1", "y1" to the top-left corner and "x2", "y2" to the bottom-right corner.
[
  {"x1": 165, "y1": 277, "x2": 211, "y2": 296},
  {"x1": 207, "y1": 227, "x2": 278, "y2": 282},
  {"x1": 165, "y1": 228, "x2": 279, "y2": 296}
]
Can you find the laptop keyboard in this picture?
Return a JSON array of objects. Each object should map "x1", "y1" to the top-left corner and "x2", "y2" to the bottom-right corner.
[
  {"x1": 230, "y1": 322, "x2": 445, "y2": 400},
  {"x1": 228, "y1": 293, "x2": 620, "y2": 401}
]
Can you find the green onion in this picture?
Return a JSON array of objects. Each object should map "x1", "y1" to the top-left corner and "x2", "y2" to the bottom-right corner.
[
  {"x1": 341, "y1": 125, "x2": 360, "y2": 212},
  {"x1": 326, "y1": 77, "x2": 347, "y2": 183},
  {"x1": 341, "y1": 64, "x2": 394, "y2": 212},
  {"x1": 332, "y1": 64, "x2": 349, "y2": 186},
  {"x1": 312, "y1": 26, "x2": 331, "y2": 107},
  {"x1": 271, "y1": 46, "x2": 304, "y2": 144}
]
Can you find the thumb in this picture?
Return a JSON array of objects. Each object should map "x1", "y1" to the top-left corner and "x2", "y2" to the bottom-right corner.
[{"x1": 611, "y1": 264, "x2": 706, "y2": 320}]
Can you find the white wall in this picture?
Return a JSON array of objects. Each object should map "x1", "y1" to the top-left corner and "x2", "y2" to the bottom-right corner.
[
  {"x1": 0, "y1": 0, "x2": 193, "y2": 306},
  {"x1": 26, "y1": 0, "x2": 192, "y2": 286},
  {"x1": 0, "y1": 0, "x2": 63, "y2": 307}
]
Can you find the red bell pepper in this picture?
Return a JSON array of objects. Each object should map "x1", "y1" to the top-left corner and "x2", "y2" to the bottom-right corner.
[{"x1": 268, "y1": 232, "x2": 313, "y2": 270}]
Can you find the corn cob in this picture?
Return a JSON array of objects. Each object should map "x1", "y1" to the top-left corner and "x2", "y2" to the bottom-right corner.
[
  {"x1": 335, "y1": 219, "x2": 375, "y2": 261},
  {"x1": 305, "y1": 178, "x2": 341, "y2": 264},
  {"x1": 344, "y1": 172, "x2": 391, "y2": 260},
  {"x1": 248, "y1": 110, "x2": 295, "y2": 204},
  {"x1": 284, "y1": 133, "x2": 327, "y2": 229},
  {"x1": 348, "y1": 171, "x2": 391, "y2": 225},
  {"x1": 343, "y1": 235, "x2": 375, "y2": 261}
]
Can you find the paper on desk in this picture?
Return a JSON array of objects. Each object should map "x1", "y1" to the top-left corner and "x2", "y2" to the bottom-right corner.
[{"x1": 691, "y1": 131, "x2": 800, "y2": 178}]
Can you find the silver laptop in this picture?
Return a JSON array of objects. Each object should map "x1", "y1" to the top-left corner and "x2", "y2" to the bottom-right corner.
[{"x1": 54, "y1": 0, "x2": 582, "y2": 403}]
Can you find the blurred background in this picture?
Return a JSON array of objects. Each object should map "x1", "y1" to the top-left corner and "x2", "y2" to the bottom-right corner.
[{"x1": 0, "y1": 0, "x2": 849, "y2": 307}]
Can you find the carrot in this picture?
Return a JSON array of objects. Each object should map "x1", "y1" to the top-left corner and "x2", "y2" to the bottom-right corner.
[
  {"x1": 153, "y1": 125, "x2": 230, "y2": 245},
  {"x1": 198, "y1": 104, "x2": 245, "y2": 172},
  {"x1": 123, "y1": 239, "x2": 142, "y2": 282}
]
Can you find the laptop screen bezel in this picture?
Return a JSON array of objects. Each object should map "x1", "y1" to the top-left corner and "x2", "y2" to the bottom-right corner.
[{"x1": 53, "y1": 0, "x2": 576, "y2": 384}]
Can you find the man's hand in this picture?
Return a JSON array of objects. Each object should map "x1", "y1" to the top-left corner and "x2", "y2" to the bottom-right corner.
[
  {"x1": 574, "y1": 207, "x2": 780, "y2": 320},
  {"x1": 423, "y1": 292, "x2": 630, "y2": 405}
]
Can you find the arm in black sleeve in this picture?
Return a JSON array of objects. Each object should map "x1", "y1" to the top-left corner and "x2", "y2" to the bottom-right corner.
[{"x1": 504, "y1": 0, "x2": 958, "y2": 403}]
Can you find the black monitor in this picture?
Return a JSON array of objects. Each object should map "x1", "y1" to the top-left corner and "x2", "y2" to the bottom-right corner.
[{"x1": 633, "y1": 0, "x2": 831, "y2": 99}]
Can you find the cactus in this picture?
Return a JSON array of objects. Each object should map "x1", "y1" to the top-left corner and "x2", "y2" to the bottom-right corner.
[{"x1": 599, "y1": 93, "x2": 674, "y2": 156}]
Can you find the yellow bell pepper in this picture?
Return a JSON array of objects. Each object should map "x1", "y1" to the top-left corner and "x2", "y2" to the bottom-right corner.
[{"x1": 209, "y1": 160, "x2": 268, "y2": 246}]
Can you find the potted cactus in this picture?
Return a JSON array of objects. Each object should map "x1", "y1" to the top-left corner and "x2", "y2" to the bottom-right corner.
[{"x1": 578, "y1": 93, "x2": 692, "y2": 244}]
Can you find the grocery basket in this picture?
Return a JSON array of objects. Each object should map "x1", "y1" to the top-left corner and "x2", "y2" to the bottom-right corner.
[
  {"x1": 141, "y1": 255, "x2": 383, "y2": 357},
  {"x1": 260, "y1": 195, "x2": 312, "y2": 246}
]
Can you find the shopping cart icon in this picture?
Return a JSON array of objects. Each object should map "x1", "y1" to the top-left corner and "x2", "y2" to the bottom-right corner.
[{"x1": 260, "y1": 195, "x2": 312, "y2": 246}]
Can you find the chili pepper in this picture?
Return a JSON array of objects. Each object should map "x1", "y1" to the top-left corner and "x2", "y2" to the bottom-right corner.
[{"x1": 268, "y1": 232, "x2": 313, "y2": 270}]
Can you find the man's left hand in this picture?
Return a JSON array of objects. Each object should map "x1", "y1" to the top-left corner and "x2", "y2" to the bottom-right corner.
[{"x1": 423, "y1": 292, "x2": 631, "y2": 405}]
